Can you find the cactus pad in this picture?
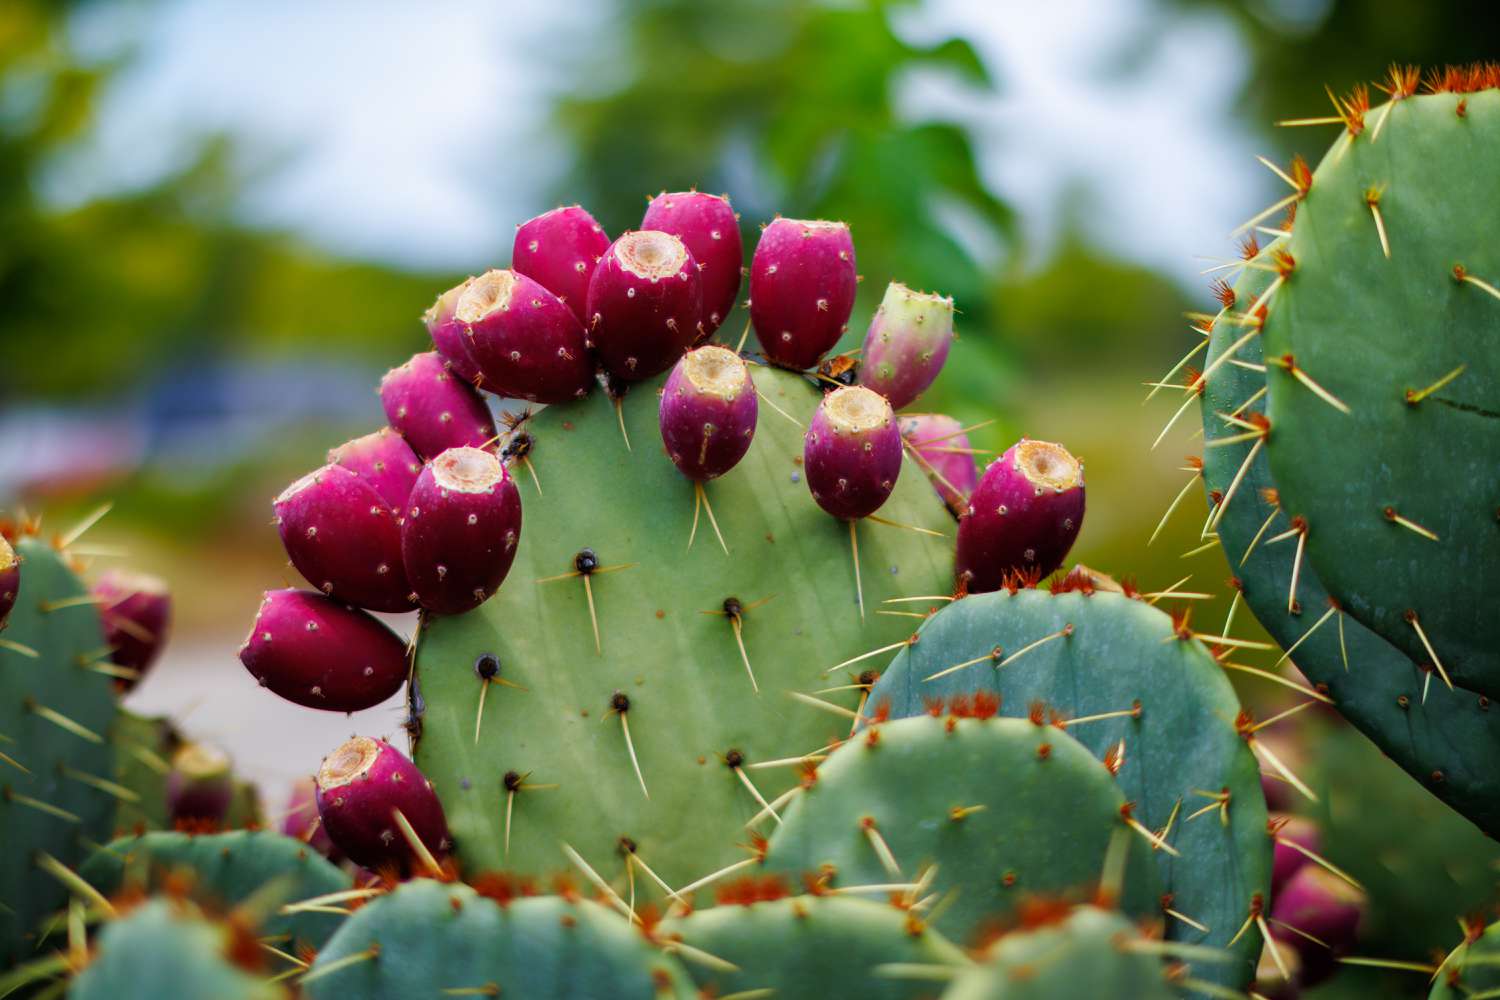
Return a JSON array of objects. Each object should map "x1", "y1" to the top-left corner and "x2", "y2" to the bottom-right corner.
[
  {"x1": 70, "y1": 899, "x2": 285, "y2": 1000},
  {"x1": 1431, "y1": 919, "x2": 1500, "y2": 999},
  {"x1": 864, "y1": 589, "x2": 1270, "y2": 986},
  {"x1": 943, "y1": 905, "x2": 1179, "y2": 1000},
  {"x1": 80, "y1": 830, "x2": 352, "y2": 954},
  {"x1": 304, "y1": 880, "x2": 695, "y2": 999},
  {"x1": 0, "y1": 538, "x2": 118, "y2": 965},
  {"x1": 413, "y1": 365, "x2": 952, "y2": 889},
  {"x1": 1199, "y1": 237, "x2": 1500, "y2": 836},
  {"x1": 660, "y1": 893, "x2": 966, "y2": 1000},
  {"x1": 761, "y1": 714, "x2": 1160, "y2": 946},
  {"x1": 1257, "y1": 86, "x2": 1500, "y2": 693},
  {"x1": 108, "y1": 710, "x2": 180, "y2": 834}
]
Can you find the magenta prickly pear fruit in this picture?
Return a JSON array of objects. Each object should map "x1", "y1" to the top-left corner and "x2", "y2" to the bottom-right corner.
[
  {"x1": 327, "y1": 427, "x2": 422, "y2": 513},
  {"x1": 274, "y1": 464, "x2": 413, "y2": 614},
  {"x1": 423, "y1": 275, "x2": 485, "y2": 387},
  {"x1": 585, "y1": 230, "x2": 703, "y2": 381},
  {"x1": 239, "y1": 589, "x2": 409, "y2": 712},
  {"x1": 1271, "y1": 814, "x2": 1320, "y2": 895},
  {"x1": 456, "y1": 269, "x2": 594, "y2": 404},
  {"x1": 658, "y1": 345, "x2": 758, "y2": 481},
  {"x1": 804, "y1": 385, "x2": 903, "y2": 521},
  {"x1": 379, "y1": 351, "x2": 497, "y2": 461},
  {"x1": 0, "y1": 536, "x2": 16, "y2": 628},
  {"x1": 512, "y1": 205, "x2": 611, "y2": 326},
  {"x1": 314, "y1": 735, "x2": 451, "y2": 873},
  {"x1": 642, "y1": 190, "x2": 742, "y2": 334},
  {"x1": 749, "y1": 217, "x2": 856, "y2": 371},
  {"x1": 283, "y1": 776, "x2": 341, "y2": 859},
  {"x1": 899, "y1": 413, "x2": 977, "y2": 515},
  {"x1": 858, "y1": 281, "x2": 954, "y2": 409},
  {"x1": 1270, "y1": 866, "x2": 1366, "y2": 986},
  {"x1": 401, "y1": 447, "x2": 523, "y2": 615},
  {"x1": 165, "y1": 743, "x2": 234, "y2": 827},
  {"x1": 92, "y1": 569, "x2": 171, "y2": 689},
  {"x1": 955, "y1": 439, "x2": 1085, "y2": 592}
]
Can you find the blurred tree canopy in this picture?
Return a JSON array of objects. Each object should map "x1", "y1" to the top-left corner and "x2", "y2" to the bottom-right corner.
[
  {"x1": 553, "y1": 0, "x2": 1014, "y2": 331},
  {"x1": 0, "y1": 0, "x2": 442, "y2": 401},
  {"x1": 1178, "y1": 0, "x2": 1497, "y2": 129}
]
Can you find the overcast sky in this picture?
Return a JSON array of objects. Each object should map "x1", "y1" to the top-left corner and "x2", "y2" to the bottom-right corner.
[{"x1": 68, "y1": 0, "x2": 1270, "y2": 284}]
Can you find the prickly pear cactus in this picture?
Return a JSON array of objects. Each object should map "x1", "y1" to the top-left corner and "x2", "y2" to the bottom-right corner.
[
  {"x1": 660, "y1": 893, "x2": 966, "y2": 1000},
  {"x1": 864, "y1": 589, "x2": 1271, "y2": 987},
  {"x1": 1197, "y1": 236, "x2": 1500, "y2": 835},
  {"x1": 414, "y1": 365, "x2": 952, "y2": 887},
  {"x1": 80, "y1": 830, "x2": 352, "y2": 953},
  {"x1": 303, "y1": 880, "x2": 696, "y2": 998},
  {"x1": 1431, "y1": 918, "x2": 1500, "y2": 999},
  {"x1": 1253, "y1": 76, "x2": 1500, "y2": 693},
  {"x1": 108, "y1": 709, "x2": 179, "y2": 834},
  {"x1": 0, "y1": 537, "x2": 119, "y2": 965},
  {"x1": 943, "y1": 905, "x2": 1183, "y2": 1000},
  {"x1": 69, "y1": 898, "x2": 286, "y2": 1000},
  {"x1": 761, "y1": 714, "x2": 1160, "y2": 945}
]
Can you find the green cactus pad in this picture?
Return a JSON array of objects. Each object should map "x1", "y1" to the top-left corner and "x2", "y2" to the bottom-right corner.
[
  {"x1": 108, "y1": 710, "x2": 180, "y2": 834},
  {"x1": 863, "y1": 589, "x2": 1269, "y2": 987},
  {"x1": 761, "y1": 714, "x2": 1160, "y2": 947},
  {"x1": 69, "y1": 898, "x2": 285, "y2": 1000},
  {"x1": 943, "y1": 905, "x2": 1180, "y2": 1000},
  {"x1": 1431, "y1": 919, "x2": 1500, "y2": 999},
  {"x1": 304, "y1": 880, "x2": 695, "y2": 999},
  {"x1": 80, "y1": 829, "x2": 352, "y2": 954},
  {"x1": 661, "y1": 893, "x2": 966, "y2": 1000},
  {"x1": 1199, "y1": 238, "x2": 1500, "y2": 836},
  {"x1": 0, "y1": 538, "x2": 118, "y2": 965},
  {"x1": 414, "y1": 365, "x2": 953, "y2": 890},
  {"x1": 1257, "y1": 88, "x2": 1500, "y2": 694}
]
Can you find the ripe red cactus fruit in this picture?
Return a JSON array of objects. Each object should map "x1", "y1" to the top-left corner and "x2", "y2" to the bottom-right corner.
[
  {"x1": 239, "y1": 589, "x2": 409, "y2": 712},
  {"x1": 456, "y1": 269, "x2": 594, "y2": 404},
  {"x1": 512, "y1": 205, "x2": 611, "y2": 326},
  {"x1": 327, "y1": 427, "x2": 423, "y2": 513},
  {"x1": 0, "y1": 535, "x2": 17, "y2": 628},
  {"x1": 91, "y1": 568, "x2": 171, "y2": 689},
  {"x1": 379, "y1": 351, "x2": 498, "y2": 461},
  {"x1": 658, "y1": 345, "x2": 758, "y2": 481},
  {"x1": 274, "y1": 464, "x2": 413, "y2": 613},
  {"x1": 899, "y1": 413, "x2": 978, "y2": 514},
  {"x1": 401, "y1": 447, "x2": 523, "y2": 615},
  {"x1": 282, "y1": 776, "x2": 340, "y2": 860},
  {"x1": 749, "y1": 217, "x2": 857, "y2": 371},
  {"x1": 165, "y1": 743, "x2": 234, "y2": 827},
  {"x1": 1269, "y1": 813, "x2": 1320, "y2": 895},
  {"x1": 314, "y1": 735, "x2": 451, "y2": 874},
  {"x1": 857, "y1": 282, "x2": 955, "y2": 409},
  {"x1": 804, "y1": 385, "x2": 903, "y2": 521},
  {"x1": 585, "y1": 230, "x2": 703, "y2": 381},
  {"x1": 955, "y1": 439, "x2": 1085, "y2": 593},
  {"x1": 1269, "y1": 866, "x2": 1366, "y2": 986},
  {"x1": 642, "y1": 190, "x2": 742, "y2": 334},
  {"x1": 423, "y1": 275, "x2": 486, "y2": 387}
]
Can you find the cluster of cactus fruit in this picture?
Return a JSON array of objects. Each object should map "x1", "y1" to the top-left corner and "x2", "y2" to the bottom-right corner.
[{"x1": 2, "y1": 65, "x2": 1496, "y2": 1000}]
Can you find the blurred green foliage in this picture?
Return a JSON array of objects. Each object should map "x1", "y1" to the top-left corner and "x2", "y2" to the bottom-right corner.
[
  {"x1": 1177, "y1": 0, "x2": 1496, "y2": 132},
  {"x1": 0, "y1": 0, "x2": 445, "y2": 400},
  {"x1": 554, "y1": 0, "x2": 1013, "y2": 324}
]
